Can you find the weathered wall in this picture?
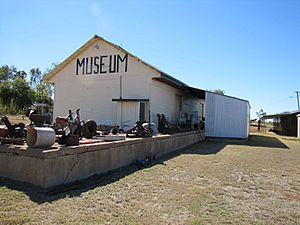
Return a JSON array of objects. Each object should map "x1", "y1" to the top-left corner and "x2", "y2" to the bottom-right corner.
[{"x1": 0, "y1": 131, "x2": 205, "y2": 189}]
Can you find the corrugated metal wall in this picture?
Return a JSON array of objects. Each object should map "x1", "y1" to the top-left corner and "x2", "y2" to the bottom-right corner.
[{"x1": 205, "y1": 92, "x2": 250, "y2": 138}]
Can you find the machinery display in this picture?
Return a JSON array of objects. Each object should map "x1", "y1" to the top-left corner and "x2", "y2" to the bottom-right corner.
[
  {"x1": 0, "y1": 116, "x2": 26, "y2": 145},
  {"x1": 157, "y1": 113, "x2": 179, "y2": 134},
  {"x1": 0, "y1": 105, "x2": 203, "y2": 148},
  {"x1": 56, "y1": 109, "x2": 97, "y2": 146},
  {"x1": 25, "y1": 104, "x2": 52, "y2": 127},
  {"x1": 126, "y1": 121, "x2": 153, "y2": 138}
]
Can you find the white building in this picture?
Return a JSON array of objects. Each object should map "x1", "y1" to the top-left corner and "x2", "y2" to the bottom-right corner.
[{"x1": 44, "y1": 35, "x2": 250, "y2": 138}]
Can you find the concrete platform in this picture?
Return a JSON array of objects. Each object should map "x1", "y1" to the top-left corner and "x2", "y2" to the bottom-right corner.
[{"x1": 0, "y1": 131, "x2": 205, "y2": 189}]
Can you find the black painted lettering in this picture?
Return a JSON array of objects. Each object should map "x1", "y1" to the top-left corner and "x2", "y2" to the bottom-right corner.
[
  {"x1": 117, "y1": 54, "x2": 128, "y2": 73},
  {"x1": 86, "y1": 57, "x2": 93, "y2": 75},
  {"x1": 100, "y1": 55, "x2": 107, "y2": 74},
  {"x1": 109, "y1": 55, "x2": 116, "y2": 73},
  {"x1": 76, "y1": 58, "x2": 85, "y2": 75},
  {"x1": 76, "y1": 54, "x2": 128, "y2": 75},
  {"x1": 93, "y1": 56, "x2": 99, "y2": 74}
]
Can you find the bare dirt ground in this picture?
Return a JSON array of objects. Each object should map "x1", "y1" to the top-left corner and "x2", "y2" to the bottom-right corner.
[{"x1": 0, "y1": 132, "x2": 299, "y2": 225}]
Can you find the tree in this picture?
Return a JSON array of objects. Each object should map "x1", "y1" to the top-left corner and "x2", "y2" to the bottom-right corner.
[
  {"x1": 9, "y1": 65, "x2": 18, "y2": 80},
  {"x1": 0, "y1": 80, "x2": 13, "y2": 105},
  {"x1": 211, "y1": 89, "x2": 225, "y2": 95},
  {"x1": 15, "y1": 70, "x2": 27, "y2": 79},
  {"x1": 41, "y1": 62, "x2": 58, "y2": 101},
  {"x1": 0, "y1": 65, "x2": 27, "y2": 81},
  {"x1": 28, "y1": 64, "x2": 56, "y2": 107},
  {"x1": 30, "y1": 68, "x2": 42, "y2": 87},
  {"x1": 11, "y1": 77, "x2": 33, "y2": 110},
  {"x1": 256, "y1": 109, "x2": 266, "y2": 119},
  {"x1": 34, "y1": 83, "x2": 52, "y2": 105},
  {"x1": 0, "y1": 64, "x2": 54, "y2": 114},
  {"x1": 256, "y1": 109, "x2": 266, "y2": 131},
  {"x1": 44, "y1": 62, "x2": 59, "y2": 74},
  {"x1": 0, "y1": 65, "x2": 10, "y2": 82}
]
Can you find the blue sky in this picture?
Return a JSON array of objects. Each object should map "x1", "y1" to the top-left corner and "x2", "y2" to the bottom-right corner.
[{"x1": 1, "y1": 0, "x2": 299, "y2": 118}]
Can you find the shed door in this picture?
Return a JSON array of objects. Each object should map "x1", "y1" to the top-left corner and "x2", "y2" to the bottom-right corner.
[{"x1": 139, "y1": 102, "x2": 146, "y2": 121}]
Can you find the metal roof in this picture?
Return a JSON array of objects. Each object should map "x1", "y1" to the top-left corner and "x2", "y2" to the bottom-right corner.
[
  {"x1": 153, "y1": 74, "x2": 206, "y2": 99},
  {"x1": 262, "y1": 109, "x2": 300, "y2": 119}
]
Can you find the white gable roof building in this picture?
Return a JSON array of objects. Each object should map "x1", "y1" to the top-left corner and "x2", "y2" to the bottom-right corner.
[{"x1": 44, "y1": 35, "x2": 249, "y2": 138}]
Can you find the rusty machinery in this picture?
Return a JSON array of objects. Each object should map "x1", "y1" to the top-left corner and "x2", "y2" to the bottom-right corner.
[
  {"x1": 26, "y1": 109, "x2": 51, "y2": 127},
  {"x1": 157, "y1": 113, "x2": 180, "y2": 134},
  {"x1": 98, "y1": 120, "x2": 130, "y2": 135},
  {"x1": 25, "y1": 105, "x2": 52, "y2": 127},
  {"x1": 0, "y1": 116, "x2": 26, "y2": 145},
  {"x1": 126, "y1": 121, "x2": 153, "y2": 138},
  {"x1": 56, "y1": 109, "x2": 97, "y2": 146}
]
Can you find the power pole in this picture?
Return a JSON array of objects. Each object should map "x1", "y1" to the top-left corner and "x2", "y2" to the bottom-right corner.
[{"x1": 295, "y1": 91, "x2": 300, "y2": 110}]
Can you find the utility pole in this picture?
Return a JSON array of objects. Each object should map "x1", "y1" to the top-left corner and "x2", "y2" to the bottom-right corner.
[{"x1": 295, "y1": 91, "x2": 300, "y2": 110}]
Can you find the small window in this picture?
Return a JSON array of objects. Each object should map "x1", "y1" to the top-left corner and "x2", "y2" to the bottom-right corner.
[{"x1": 139, "y1": 102, "x2": 146, "y2": 121}]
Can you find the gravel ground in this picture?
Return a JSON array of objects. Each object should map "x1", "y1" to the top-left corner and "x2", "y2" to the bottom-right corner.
[{"x1": 0, "y1": 133, "x2": 299, "y2": 224}]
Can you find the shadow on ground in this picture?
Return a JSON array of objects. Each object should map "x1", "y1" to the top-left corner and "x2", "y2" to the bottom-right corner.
[
  {"x1": 245, "y1": 135, "x2": 289, "y2": 148},
  {"x1": 0, "y1": 163, "x2": 147, "y2": 204},
  {"x1": 217, "y1": 134, "x2": 290, "y2": 149},
  {"x1": 0, "y1": 133, "x2": 289, "y2": 203}
]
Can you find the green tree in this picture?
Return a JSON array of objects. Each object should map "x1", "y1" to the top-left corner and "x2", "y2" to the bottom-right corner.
[
  {"x1": 0, "y1": 64, "x2": 54, "y2": 114},
  {"x1": 0, "y1": 80, "x2": 13, "y2": 105},
  {"x1": 30, "y1": 68, "x2": 42, "y2": 87},
  {"x1": 0, "y1": 65, "x2": 10, "y2": 82},
  {"x1": 34, "y1": 82, "x2": 52, "y2": 105},
  {"x1": 11, "y1": 77, "x2": 33, "y2": 110},
  {"x1": 211, "y1": 89, "x2": 225, "y2": 95},
  {"x1": 40, "y1": 62, "x2": 58, "y2": 105},
  {"x1": 0, "y1": 65, "x2": 27, "y2": 81},
  {"x1": 9, "y1": 65, "x2": 18, "y2": 80},
  {"x1": 31, "y1": 64, "x2": 56, "y2": 106},
  {"x1": 15, "y1": 70, "x2": 27, "y2": 79},
  {"x1": 44, "y1": 62, "x2": 59, "y2": 74}
]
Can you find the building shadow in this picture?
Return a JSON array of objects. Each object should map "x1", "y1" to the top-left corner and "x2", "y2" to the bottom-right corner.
[
  {"x1": 199, "y1": 134, "x2": 290, "y2": 150},
  {"x1": 0, "y1": 134, "x2": 289, "y2": 203},
  {"x1": 0, "y1": 163, "x2": 148, "y2": 204},
  {"x1": 243, "y1": 135, "x2": 289, "y2": 149}
]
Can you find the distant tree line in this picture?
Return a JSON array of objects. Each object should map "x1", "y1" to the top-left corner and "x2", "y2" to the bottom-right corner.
[{"x1": 0, "y1": 64, "x2": 55, "y2": 115}]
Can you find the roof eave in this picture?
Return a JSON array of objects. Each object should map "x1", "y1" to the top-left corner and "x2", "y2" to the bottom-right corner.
[
  {"x1": 43, "y1": 35, "x2": 99, "y2": 82},
  {"x1": 153, "y1": 76, "x2": 206, "y2": 99}
]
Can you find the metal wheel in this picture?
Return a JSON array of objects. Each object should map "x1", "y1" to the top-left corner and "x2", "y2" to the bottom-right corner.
[{"x1": 82, "y1": 120, "x2": 97, "y2": 139}]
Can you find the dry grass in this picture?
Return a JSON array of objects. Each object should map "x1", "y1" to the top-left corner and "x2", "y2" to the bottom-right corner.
[{"x1": 0, "y1": 133, "x2": 299, "y2": 224}]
